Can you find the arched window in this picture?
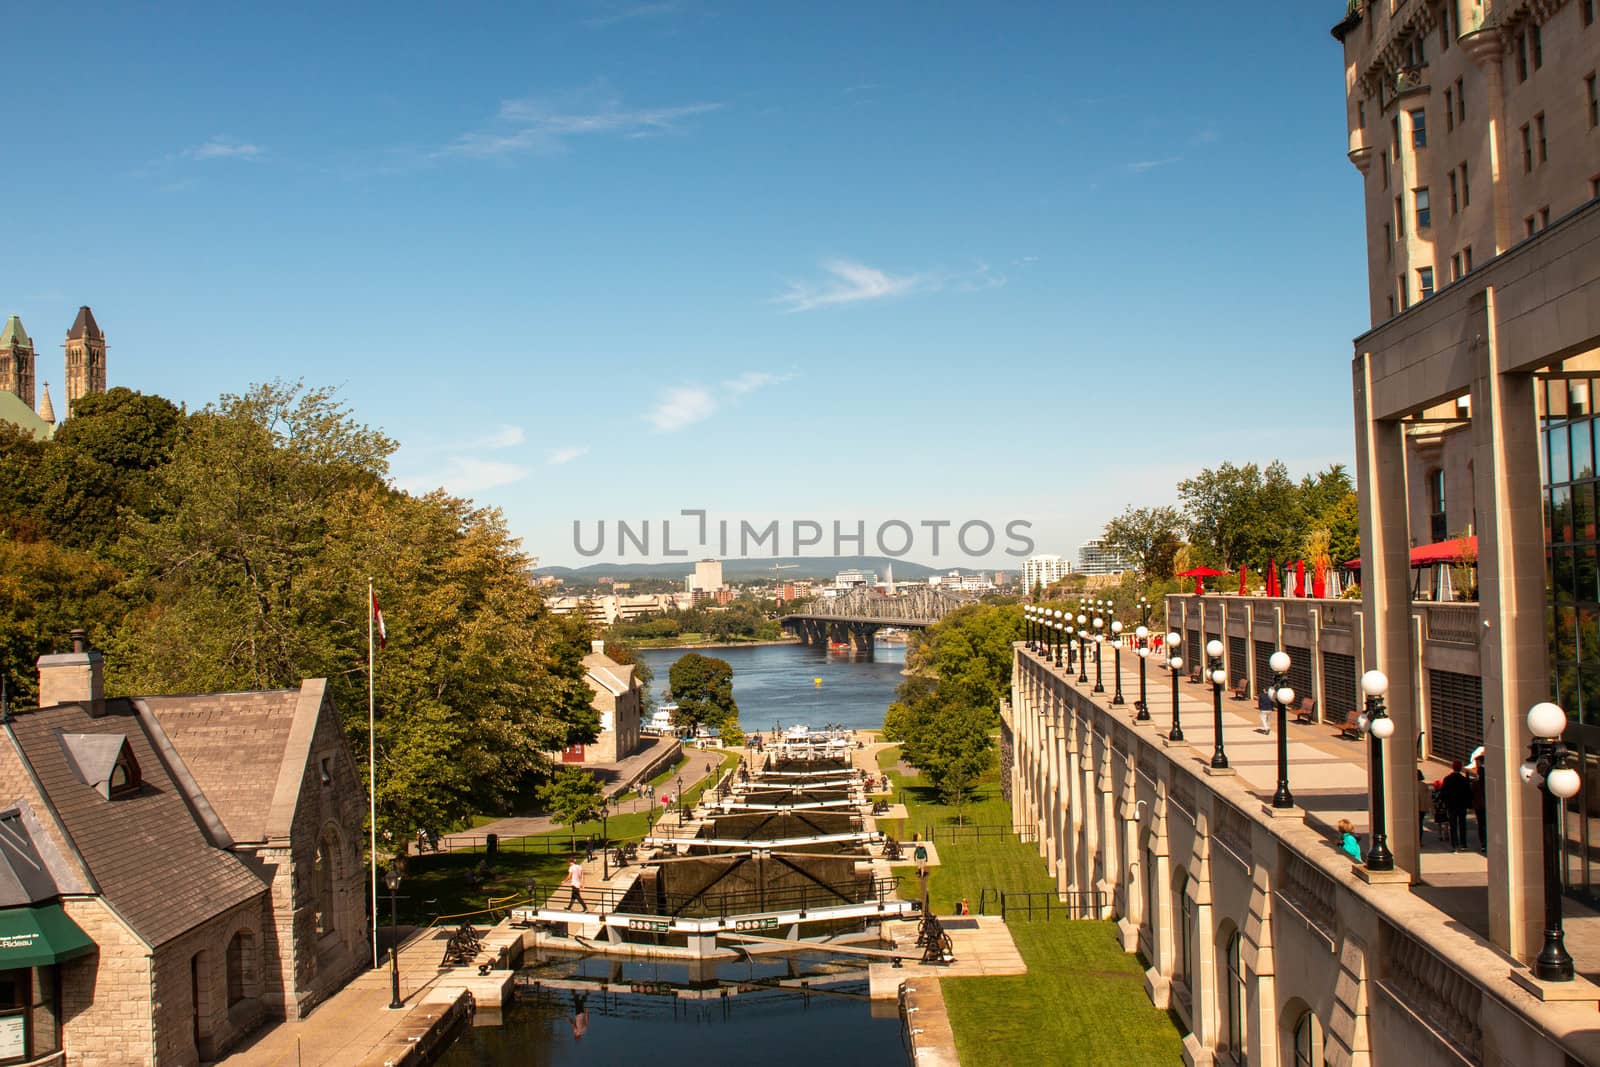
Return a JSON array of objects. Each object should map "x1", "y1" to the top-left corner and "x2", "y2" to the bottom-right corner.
[
  {"x1": 1173, "y1": 870, "x2": 1192, "y2": 990},
  {"x1": 225, "y1": 931, "x2": 254, "y2": 1007},
  {"x1": 1293, "y1": 1010, "x2": 1324, "y2": 1067},
  {"x1": 1143, "y1": 848, "x2": 1158, "y2": 944},
  {"x1": 314, "y1": 830, "x2": 339, "y2": 937},
  {"x1": 1224, "y1": 930, "x2": 1247, "y2": 1062}
]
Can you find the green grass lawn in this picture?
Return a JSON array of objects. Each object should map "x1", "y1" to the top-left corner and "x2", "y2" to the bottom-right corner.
[{"x1": 880, "y1": 746, "x2": 1183, "y2": 1066}]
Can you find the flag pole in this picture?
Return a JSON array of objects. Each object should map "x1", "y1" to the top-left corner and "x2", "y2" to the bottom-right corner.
[{"x1": 368, "y1": 577, "x2": 379, "y2": 970}]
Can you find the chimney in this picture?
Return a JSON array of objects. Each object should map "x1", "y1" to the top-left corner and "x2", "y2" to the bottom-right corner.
[
  {"x1": 591, "y1": 640, "x2": 606, "y2": 656},
  {"x1": 37, "y1": 628, "x2": 105, "y2": 716}
]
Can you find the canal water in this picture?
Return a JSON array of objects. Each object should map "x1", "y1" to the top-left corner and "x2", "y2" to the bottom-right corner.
[
  {"x1": 637, "y1": 642, "x2": 905, "y2": 735},
  {"x1": 435, "y1": 948, "x2": 908, "y2": 1066}
]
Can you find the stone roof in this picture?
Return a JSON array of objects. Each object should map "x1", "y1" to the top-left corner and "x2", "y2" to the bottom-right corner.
[
  {"x1": 0, "y1": 390, "x2": 52, "y2": 441},
  {"x1": 6, "y1": 699, "x2": 265, "y2": 948},
  {"x1": 66, "y1": 306, "x2": 101, "y2": 341},
  {"x1": 141, "y1": 689, "x2": 304, "y2": 845},
  {"x1": 0, "y1": 315, "x2": 29, "y2": 348},
  {"x1": 582, "y1": 652, "x2": 635, "y2": 699},
  {"x1": 35, "y1": 383, "x2": 53, "y2": 424}
]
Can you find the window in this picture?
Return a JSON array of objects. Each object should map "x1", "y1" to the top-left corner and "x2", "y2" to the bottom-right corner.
[
  {"x1": 1451, "y1": 252, "x2": 1463, "y2": 281},
  {"x1": 1411, "y1": 109, "x2": 1427, "y2": 147},
  {"x1": 1174, "y1": 871, "x2": 1193, "y2": 993},
  {"x1": 1542, "y1": 206, "x2": 1551, "y2": 229},
  {"x1": 314, "y1": 831, "x2": 338, "y2": 937},
  {"x1": 1592, "y1": 176, "x2": 1600, "y2": 200},
  {"x1": 1392, "y1": 115, "x2": 1401, "y2": 158},
  {"x1": 1586, "y1": 0, "x2": 1595, "y2": 27},
  {"x1": 1395, "y1": 195, "x2": 1405, "y2": 237},
  {"x1": 1441, "y1": 1, "x2": 1452, "y2": 48},
  {"x1": 225, "y1": 932, "x2": 253, "y2": 1008},
  {"x1": 1523, "y1": 123, "x2": 1534, "y2": 172},
  {"x1": 108, "y1": 755, "x2": 140, "y2": 797},
  {"x1": 1358, "y1": 98, "x2": 1367, "y2": 128},
  {"x1": 1428, "y1": 468, "x2": 1448, "y2": 540},
  {"x1": 1399, "y1": 273, "x2": 1409, "y2": 309},
  {"x1": 1224, "y1": 932, "x2": 1247, "y2": 1060},
  {"x1": 1419, "y1": 265, "x2": 1436, "y2": 300},
  {"x1": 1589, "y1": 75, "x2": 1598, "y2": 128},
  {"x1": 1527, "y1": 214, "x2": 1538, "y2": 238},
  {"x1": 1388, "y1": 295, "x2": 1397, "y2": 317},
  {"x1": 1517, "y1": 31, "x2": 1529, "y2": 82},
  {"x1": 1465, "y1": 244, "x2": 1474, "y2": 271},
  {"x1": 1384, "y1": 222, "x2": 1393, "y2": 258},
  {"x1": 1415, "y1": 187, "x2": 1431, "y2": 228},
  {"x1": 1460, "y1": 161, "x2": 1470, "y2": 206},
  {"x1": 1532, "y1": 24, "x2": 1543, "y2": 69},
  {"x1": 1382, "y1": 149, "x2": 1390, "y2": 188},
  {"x1": 1294, "y1": 1011, "x2": 1326, "y2": 1067},
  {"x1": 1444, "y1": 88, "x2": 1454, "y2": 131},
  {"x1": 1456, "y1": 78, "x2": 1465, "y2": 124},
  {"x1": 1537, "y1": 112, "x2": 1547, "y2": 163},
  {"x1": 1449, "y1": 171, "x2": 1459, "y2": 214}
]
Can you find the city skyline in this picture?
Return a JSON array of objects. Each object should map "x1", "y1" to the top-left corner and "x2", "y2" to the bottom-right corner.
[{"x1": 1, "y1": 3, "x2": 1367, "y2": 566}]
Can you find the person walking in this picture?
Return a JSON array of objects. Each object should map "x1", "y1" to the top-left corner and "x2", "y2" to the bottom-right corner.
[
  {"x1": 1416, "y1": 769, "x2": 1434, "y2": 846},
  {"x1": 564, "y1": 856, "x2": 587, "y2": 911},
  {"x1": 1439, "y1": 760, "x2": 1473, "y2": 853},
  {"x1": 1256, "y1": 689, "x2": 1273, "y2": 734},
  {"x1": 1470, "y1": 763, "x2": 1487, "y2": 852}
]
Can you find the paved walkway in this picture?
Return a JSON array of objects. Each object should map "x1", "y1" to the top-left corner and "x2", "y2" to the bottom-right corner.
[{"x1": 439, "y1": 748, "x2": 728, "y2": 847}]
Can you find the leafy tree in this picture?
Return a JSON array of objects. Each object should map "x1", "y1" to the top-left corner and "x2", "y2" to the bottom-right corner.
[
  {"x1": 537, "y1": 767, "x2": 604, "y2": 851},
  {"x1": 918, "y1": 700, "x2": 995, "y2": 823},
  {"x1": 600, "y1": 637, "x2": 656, "y2": 713},
  {"x1": 1102, "y1": 505, "x2": 1186, "y2": 581},
  {"x1": 1178, "y1": 460, "x2": 1304, "y2": 570},
  {"x1": 668, "y1": 652, "x2": 740, "y2": 736}
]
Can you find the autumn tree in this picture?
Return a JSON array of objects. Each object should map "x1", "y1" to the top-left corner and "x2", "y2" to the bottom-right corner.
[{"x1": 1102, "y1": 505, "x2": 1187, "y2": 581}]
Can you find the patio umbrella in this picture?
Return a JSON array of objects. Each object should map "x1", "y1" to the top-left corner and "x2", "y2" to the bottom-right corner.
[
  {"x1": 1327, "y1": 567, "x2": 1343, "y2": 597},
  {"x1": 1312, "y1": 559, "x2": 1327, "y2": 599},
  {"x1": 1436, "y1": 562, "x2": 1455, "y2": 602},
  {"x1": 1265, "y1": 559, "x2": 1280, "y2": 597},
  {"x1": 1176, "y1": 566, "x2": 1226, "y2": 596},
  {"x1": 1295, "y1": 559, "x2": 1307, "y2": 598},
  {"x1": 1238, "y1": 565, "x2": 1248, "y2": 595}
]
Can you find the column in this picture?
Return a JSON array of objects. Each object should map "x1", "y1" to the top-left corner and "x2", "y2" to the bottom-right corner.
[
  {"x1": 1243, "y1": 838, "x2": 1279, "y2": 1067},
  {"x1": 1143, "y1": 777, "x2": 1174, "y2": 1010},
  {"x1": 1079, "y1": 714, "x2": 1099, "y2": 891},
  {"x1": 1182, "y1": 817, "x2": 1218, "y2": 1067},
  {"x1": 1097, "y1": 740, "x2": 1119, "y2": 915},
  {"x1": 1471, "y1": 285, "x2": 1548, "y2": 961},
  {"x1": 1064, "y1": 693, "x2": 1084, "y2": 894}
]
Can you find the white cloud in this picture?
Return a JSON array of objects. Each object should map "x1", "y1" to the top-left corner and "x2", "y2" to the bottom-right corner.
[
  {"x1": 398, "y1": 456, "x2": 530, "y2": 495},
  {"x1": 183, "y1": 137, "x2": 265, "y2": 161},
  {"x1": 1128, "y1": 157, "x2": 1182, "y2": 173},
  {"x1": 547, "y1": 445, "x2": 590, "y2": 465},
  {"x1": 774, "y1": 259, "x2": 1004, "y2": 313},
  {"x1": 723, "y1": 370, "x2": 792, "y2": 395},
  {"x1": 647, "y1": 386, "x2": 718, "y2": 431},
  {"x1": 586, "y1": 2, "x2": 679, "y2": 28},
  {"x1": 442, "y1": 83, "x2": 723, "y2": 158}
]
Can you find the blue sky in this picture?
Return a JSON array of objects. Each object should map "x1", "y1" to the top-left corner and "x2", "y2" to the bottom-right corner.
[{"x1": 2, "y1": 3, "x2": 1367, "y2": 568}]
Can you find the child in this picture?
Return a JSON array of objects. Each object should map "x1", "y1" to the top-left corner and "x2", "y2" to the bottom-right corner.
[{"x1": 1336, "y1": 818, "x2": 1362, "y2": 862}]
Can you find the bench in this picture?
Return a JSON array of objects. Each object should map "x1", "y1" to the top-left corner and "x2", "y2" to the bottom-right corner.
[
  {"x1": 1334, "y1": 709, "x2": 1363, "y2": 740},
  {"x1": 1294, "y1": 697, "x2": 1318, "y2": 725},
  {"x1": 1229, "y1": 678, "x2": 1249, "y2": 701}
]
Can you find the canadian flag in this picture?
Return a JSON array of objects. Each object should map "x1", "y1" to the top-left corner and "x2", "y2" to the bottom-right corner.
[{"x1": 371, "y1": 590, "x2": 387, "y2": 650}]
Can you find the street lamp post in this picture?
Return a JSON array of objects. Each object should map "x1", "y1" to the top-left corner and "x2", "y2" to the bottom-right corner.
[
  {"x1": 1024, "y1": 607, "x2": 1034, "y2": 651},
  {"x1": 1134, "y1": 626, "x2": 1151, "y2": 721},
  {"x1": 1206, "y1": 640, "x2": 1229, "y2": 770},
  {"x1": 599, "y1": 802, "x2": 610, "y2": 880},
  {"x1": 1054, "y1": 621, "x2": 1064, "y2": 668},
  {"x1": 1092, "y1": 616, "x2": 1105, "y2": 693},
  {"x1": 677, "y1": 775, "x2": 686, "y2": 826},
  {"x1": 1524, "y1": 701, "x2": 1582, "y2": 981},
  {"x1": 1110, "y1": 621, "x2": 1125, "y2": 705},
  {"x1": 1270, "y1": 651, "x2": 1295, "y2": 809},
  {"x1": 1167, "y1": 632, "x2": 1184, "y2": 742},
  {"x1": 1076, "y1": 617, "x2": 1089, "y2": 684},
  {"x1": 384, "y1": 868, "x2": 403, "y2": 1010},
  {"x1": 1357, "y1": 670, "x2": 1395, "y2": 871}
]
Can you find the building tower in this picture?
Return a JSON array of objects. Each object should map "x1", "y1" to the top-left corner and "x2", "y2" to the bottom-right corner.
[
  {"x1": 37, "y1": 383, "x2": 54, "y2": 427},
  {"x1": 0, "y1": 315, "x2": 35, "y2": 409},
  {"x1": 63, "y1": 306, "x2": 106, "y2": 414}
]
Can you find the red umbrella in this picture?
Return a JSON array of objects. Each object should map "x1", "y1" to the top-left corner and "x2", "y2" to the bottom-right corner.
[
  {"x1": 1312, "y1": 559, "x2": 1327, "y2": 598},
  {"x1": 1237, "y1": 565, "x2": 1248, "y2": 595},
  {"x1": 1176, "y1": 566, "x2": 1226, "y2": 596},
  {"x1": 1295, "y1": 559, "x2": 1307, "y2": 597},
  {"x1": 1265, "y1": 559, "x2": 1280, "y2": 597}
]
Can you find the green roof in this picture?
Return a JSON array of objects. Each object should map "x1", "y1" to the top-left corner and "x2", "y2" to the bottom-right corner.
[
  {"x1": 0, "y1": 903, "x2": 95, "y2": 968},
  {"x1": 0, "y1": 315, "x2": 29, "y2": 348},
  {"x1": 0, "y1": 389, "x2": 52, "y2": 440}
]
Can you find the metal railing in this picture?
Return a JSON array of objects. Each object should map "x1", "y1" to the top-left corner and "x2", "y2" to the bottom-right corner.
[
  {"x1": 975, "y1": 889, "x2": 1104, "y2": 922},
  {"x1": 929, "y1": 824, "x2": 1039, "y2": 844},
  {"x1": 522, "y1": 874, "x2": 903, "y2": 919}
]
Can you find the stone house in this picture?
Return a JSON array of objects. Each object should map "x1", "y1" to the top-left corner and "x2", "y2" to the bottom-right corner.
[
  {"x1": 0, "y1": 635, "x2": 367, "y2": 1065},
  {"x1": 555, "y1": 642, "x2": 642, "y2": 765}
]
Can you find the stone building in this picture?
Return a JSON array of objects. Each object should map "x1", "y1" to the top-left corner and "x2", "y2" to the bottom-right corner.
[
  {"x1": 0, "y1": 635, "x2": 367, "y2": 1065},
  {"x1": 0, "y1": 306, "x2": 106, "y2": 439},
  {"x1": 556, "y1": 642, "x2": 643, "y2": 765}
]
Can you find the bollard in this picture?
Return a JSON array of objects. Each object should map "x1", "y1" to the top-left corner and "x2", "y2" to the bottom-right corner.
[{"x1": 486, "y1": 832, "x2": 498, "y2": 858}]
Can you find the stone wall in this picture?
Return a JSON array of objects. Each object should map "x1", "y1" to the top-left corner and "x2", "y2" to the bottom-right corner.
[{"x1": 57, "y1": 899, "x2": 153, "y2": 1067}]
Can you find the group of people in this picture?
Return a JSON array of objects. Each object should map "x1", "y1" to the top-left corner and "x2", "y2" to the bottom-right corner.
[{"x1": 1336, "y1": 757, "x2": 1489, "y2": 862}]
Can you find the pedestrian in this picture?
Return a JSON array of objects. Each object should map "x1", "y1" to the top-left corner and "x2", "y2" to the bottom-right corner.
[
  {"x1": 1416, "y1": 769, "x2": 1434, "y2": 845},
  {"x1": 564, "y1": 855, "x2": 586, "y2": 911},
  {"x1": 1439, "y1": 760, "x2": 1473, "y2": 852},
  {"x1": 1336, "y1": 818, "x2": 1362, "y2": 862},
  {"x1": 913, "y1": 835, "x2": 928, "y2": 873},
  {"x1": 1256, "y1": 689, "x2": 1273, "y2": 734},
  {"x1": 1470, "y1": 763, "x2": 1487, "y2": 852}
]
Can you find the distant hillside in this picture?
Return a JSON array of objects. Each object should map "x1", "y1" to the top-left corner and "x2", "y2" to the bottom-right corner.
[{"x1": 534, "y1": 556, "x2": 991, "y2": 583}]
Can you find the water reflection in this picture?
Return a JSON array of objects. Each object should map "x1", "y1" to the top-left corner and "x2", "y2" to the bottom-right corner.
[{"x1": 436, "y1": 949, "x2": 907, "y2": 1066}]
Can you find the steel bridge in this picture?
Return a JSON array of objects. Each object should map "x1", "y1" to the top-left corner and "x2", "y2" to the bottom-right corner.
[{"x1": 779, "y1": 586, "x2": 975, "y2": 653}]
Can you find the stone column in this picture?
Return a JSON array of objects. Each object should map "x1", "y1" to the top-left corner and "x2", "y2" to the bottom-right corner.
[
  {"x1": 1055, "y1": 686, "x2": 1073, "y2": 896},
  {"x1": 1042, "y1": 702, "x2": 1059, "y2": 869},
  {"x1": 1471, "y1": 285, "x2": 1548, "y2": 961},
  {"x1": 1182, "y1": 815, "x2": 1218, "y2": 1067},
  {"x1": 1116, "y1": 754, "x2": 1142, "y2": 951},
  {"x1": 1097, "y1": 739, "x2": 1119, "y2": 915},
  {"x1": 1143, "y1": 777, "x2": 1174, "y2": 1010},
  {"x1": 1064, "y1": 694, "x2": 1084, "y2": 895},
  {"x1": 1079, "y1": 714, "x2": 1100, "y2": 892},
  {"x1": 1462, "y1": 27, "x2": 1512, "y2": 256},
  {"x1": 1243, "y1": 839, "x2": 1279, "y2": 1067},
  {"x1": 1355, "y1": 350, "x2": 1420, "y2": 879}
]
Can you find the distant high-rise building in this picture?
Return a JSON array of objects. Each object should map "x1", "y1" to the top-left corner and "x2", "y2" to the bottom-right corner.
[
  {"x1": 63, "y1": 306, "x2": 107, "y2": 414},
  {"x1": 834, "y1": 569, "x2": 876, "y2": 589},
  {"x1": 1076, "y1": 540, "x2": 1131, "y2": 576},
  {"x1": 690, "y1": 558, "x2": 724, "y2": 593},
  {"x1": 1021, "y1": 554, "x2": 1073, "y2": 590}
]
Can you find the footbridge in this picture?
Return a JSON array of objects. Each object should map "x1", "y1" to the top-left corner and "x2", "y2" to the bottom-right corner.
[{"x1": 780, "y1": 586, "x2": 975, "y2": 653}]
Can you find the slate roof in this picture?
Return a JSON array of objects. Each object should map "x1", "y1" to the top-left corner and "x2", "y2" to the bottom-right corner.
[
  {"x1": 0, "y1": 810, "x2": 61, "y2": 908},
  {"x1": 7, "y1": 699, "x2": 265, "y2": 948},
  {"x1": 66, "y1": 306, "x2": 101, "y2": 341},
  {"x1": 141, "y1": 691, "x2": 301, "y2": 845},
  {"x1": 0, "y1": 315, "x2": 29, "y2": 348},
  {"x1": 582, "y1": 652, "x2": 636, "y2": 700}
]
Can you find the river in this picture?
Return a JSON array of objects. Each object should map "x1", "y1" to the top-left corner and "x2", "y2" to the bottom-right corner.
[{"x1": 637, "y1": 641, "x2": 905, "y2": 735}]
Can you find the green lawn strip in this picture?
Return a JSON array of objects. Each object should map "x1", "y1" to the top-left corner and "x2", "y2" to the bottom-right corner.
[{"x1": 881, "y1": 744, "x2": 1183, "y2": 1066}]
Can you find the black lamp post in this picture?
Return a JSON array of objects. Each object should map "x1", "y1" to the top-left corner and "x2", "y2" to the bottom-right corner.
[
  {"x1": 1092, "y1": 615, "x2": 1105, "y2": 694},
  {"x1": 1525, "y1": 700, "x2": 1581, "y2": 981},
  {"x1": 1358, "y1": 669, "x2": 1395, "y2": 871},
  {"x1": 1053, "y1": 621, "x2": 1064, "y2": 667},
  {"x1": 1076, "y1": 618, "x2": 1090, "y2": 684},
  {"x1": 1269, "y1": 651, "x2": 1295, "y2": 809},
  {"x1": 599, "y1": 801, "x2": 610, "y2": 880},
  {"x1": 1024, "y1": 607, "x2": 1033, "y2": 650},
  {"x1": 677, "y1": 775, "x2": 686, "y2": 826},
  {"x1": 385, "y1": 867, "x2": 403, "y2": 1010},
  {"x1": 1166, "y1": 633, "x2": 1184, "y2": 742},
  {"x1": 1134, "y1": 626, "x2": 1151, "y2": 721},
  {"x1": 1206, "y1": 640, "x2": 1228, "y2": 769},
  {"x1": 1110, "y1": 621, "x2": 1125, "y2": 705}
]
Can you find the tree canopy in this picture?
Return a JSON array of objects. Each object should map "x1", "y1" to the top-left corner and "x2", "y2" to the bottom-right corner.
[{"x1": 668, "y1": 652, "x2": 741, "y2": 739}]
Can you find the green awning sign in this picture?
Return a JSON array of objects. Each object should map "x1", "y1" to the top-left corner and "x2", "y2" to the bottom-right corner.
[{"x1": 0, "y1": 905, "x2": 94, "y2": 969}]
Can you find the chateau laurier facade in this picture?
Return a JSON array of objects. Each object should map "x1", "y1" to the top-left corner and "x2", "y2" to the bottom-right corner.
[{"x1": 1008, "y1": 1, "x2": 1600, "y2": 1064}]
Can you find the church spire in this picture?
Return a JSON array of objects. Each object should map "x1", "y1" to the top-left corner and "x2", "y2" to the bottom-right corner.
[
  {"x1": 37, "y1": 382, "x2": 55, "y2": 425},
  {"x1": 63, "y1": 305, "x2": 106, "y2": 415},
  {"x1": 0, "y1": 314, "x2": 35, "y2": 409}
]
